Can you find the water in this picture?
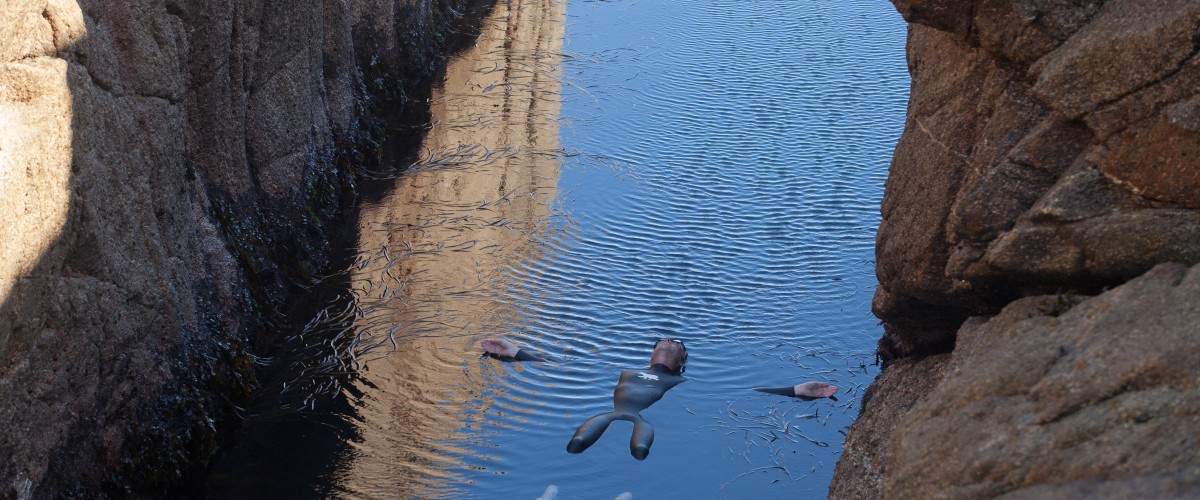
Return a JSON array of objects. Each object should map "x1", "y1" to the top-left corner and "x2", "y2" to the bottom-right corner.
[{"x1": 204, "y1": 0, "x2": 908, "y2": 498}]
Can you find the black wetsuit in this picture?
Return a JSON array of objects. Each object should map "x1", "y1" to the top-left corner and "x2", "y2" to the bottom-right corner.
[
  {"x1": 511, "y1": 349, "x2": 541, "y2": 361},
  {"x1": 486, "y1": 348, "x2": 543, "y2": 362},
  {"x1": 566, "y1": 364, "x2": 686, "y2": 460}
]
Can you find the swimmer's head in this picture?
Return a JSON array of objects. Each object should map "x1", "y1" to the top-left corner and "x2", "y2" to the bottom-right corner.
[{"x1": 651, "y1": 338, "x2": 687, "y2": 374}]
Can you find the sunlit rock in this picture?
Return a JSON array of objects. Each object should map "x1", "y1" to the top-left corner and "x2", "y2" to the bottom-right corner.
[{"x1": 838, "y1": 0, "x2": 1200, "y2": 497}]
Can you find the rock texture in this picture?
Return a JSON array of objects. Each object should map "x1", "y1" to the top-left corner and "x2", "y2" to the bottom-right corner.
[
  {"x1": 828, "y1": 353, "x2": 952, "y2": 500},
  {"x1": 875, "y1": 0, "x2": 1200, "y2": 359},
  {"x1": 0, "y1": 0, "x2": 490, "y2": 496},
  {"x1": 835, "y1": 1, "x2": 1200, "y2": 498},
  {"x1": 890, "y1": 264, "x2": 1198, "y2": 498}
]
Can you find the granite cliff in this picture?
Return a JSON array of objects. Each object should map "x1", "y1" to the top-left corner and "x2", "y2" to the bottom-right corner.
[
  {"x1": 0, "y1": 0, "x2": 491, "y2": 496},
  {"x1": 831, "y1": 1, "x2": 1200, "y2": 497}
]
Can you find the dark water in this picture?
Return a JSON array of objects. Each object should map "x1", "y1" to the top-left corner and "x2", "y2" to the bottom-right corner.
[{"x1": 205, "y1": 0, "x2": 907, "y2": 498}]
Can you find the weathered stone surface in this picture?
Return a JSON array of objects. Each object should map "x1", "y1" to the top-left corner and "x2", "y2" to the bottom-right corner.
[
  {"x1": 1100, "y1": 116, "x2": 1200, "y2": 206},
  {"x1": 884, "y1": 263, "x2": 1200, "y2": 498},
  {"x1": 891, "y1": 0, "x2": 979, "y2": 39},
  {"x1": 1030, "y1": 0, "x2": 1200, "y2": 121},
  {"x1": 0, "y1": 0, "x2": 490, "y2": 496},
  {"x1": 974, "y1": 0, "x2": 1104, "y2": 69},
  {"x1": 829, "y1": 354, "x2": 952, "y2": 500},
  {"x1": 997, "y1": 473, "x2": 1200, "y2": 499},
  {"x1": 981, "y1": 209, "x2": 1200, "y2": 283},
  {"x1": 839, "y1": 0, "x2": 1200, "y2": 497},
  {"x1": 874, "y1": 0, "x2": 1200, "y2": 351},
  {"x1": 874, "y1": 24, "x2": 1015, "y2": 353}
]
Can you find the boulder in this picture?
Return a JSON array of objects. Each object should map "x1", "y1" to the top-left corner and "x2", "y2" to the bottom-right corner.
[{"x1": 885, "y1": 263, "x2": 1200, "y2": 498}]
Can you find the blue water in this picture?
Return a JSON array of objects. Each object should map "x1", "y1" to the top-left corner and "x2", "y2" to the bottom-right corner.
[
  {"x1": 476, "y1": 2, "x2": 908, "y2": 498},
  {"x1": 204, "y1": 0, "x2": 908, "y2": 498}
]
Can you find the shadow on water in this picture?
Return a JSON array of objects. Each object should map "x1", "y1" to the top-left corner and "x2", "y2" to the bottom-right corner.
[
  {"x1": 1, "y1": 0, "x2": 558, "y2": 496},
  {"x1": 200, "y1": 0, "x2": 567, "y2": 497},
  {"x1": 206, "y1": 0, "x2": 908, "y2": 498}
]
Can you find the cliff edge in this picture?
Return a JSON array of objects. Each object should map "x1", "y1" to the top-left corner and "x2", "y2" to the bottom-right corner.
[{"x1": 832, "y1": 1, "x2": 1200, "y2": 498}]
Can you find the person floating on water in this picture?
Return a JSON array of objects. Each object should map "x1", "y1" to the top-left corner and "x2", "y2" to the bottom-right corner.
[
  {"x1": 480, "y1": 337, "x2": 688, "y2": 460},
  {"x1": 480, "y1": 338, "x2": 839, "y2": 459},
  {"x1": 567, "y1": 337, "x2": 688, "y2": 460}
]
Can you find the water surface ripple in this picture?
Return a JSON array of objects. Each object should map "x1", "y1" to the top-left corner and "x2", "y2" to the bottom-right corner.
[{"x1": 207, "y1": 0, "x2": 907, "y2": 498}]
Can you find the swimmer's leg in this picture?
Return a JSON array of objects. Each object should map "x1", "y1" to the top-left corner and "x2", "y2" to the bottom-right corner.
[
  {"x1": 567, "y1": 412, "x2": 616, "y2": 454},
  {"x1": 628, "y1": 414, "x2": 654, "y2": 460}
]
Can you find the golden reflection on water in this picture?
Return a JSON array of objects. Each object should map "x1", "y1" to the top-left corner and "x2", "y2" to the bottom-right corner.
[{"x1": 334, "y1": 0, "x2": 565, "y2": 496}]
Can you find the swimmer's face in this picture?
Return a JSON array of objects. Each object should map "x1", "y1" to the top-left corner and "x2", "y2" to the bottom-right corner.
[{"x1": 651, "y1": 338, "x2": 687, "y2": 374}]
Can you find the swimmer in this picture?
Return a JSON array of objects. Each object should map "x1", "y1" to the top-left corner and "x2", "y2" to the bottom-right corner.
[
  {"x1": 566, "y1": 338, "x2": 688, "y2": 460},
  {"x1": 754, "y1": 381, "x2": 839, "y2": 400},
  {"x1": 480, "y1": 338, "x2": 543, "y2": 362},
  {"x1": 479, "y1": 337, "x2": 687, "y2": 460}
]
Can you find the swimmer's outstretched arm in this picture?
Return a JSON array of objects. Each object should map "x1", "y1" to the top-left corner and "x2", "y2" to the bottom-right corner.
[
  {"x1": 481, "y1": 338, "x2": 543, "y2": 361},
  {"x1": 754, "y1": 381, "x2": 838, "y2": 399}
]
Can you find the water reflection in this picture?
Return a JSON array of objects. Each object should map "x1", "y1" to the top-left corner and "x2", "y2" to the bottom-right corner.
[
  {"x1": 330, "y1": 0, "x2": 566, "y2": 496},
  {"x1": 209, "y1": 0, "x2": 908, "y2": 497}
]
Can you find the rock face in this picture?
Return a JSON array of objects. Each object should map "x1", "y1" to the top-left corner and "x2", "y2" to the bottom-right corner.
[
  {"x1": 827, "y1": 353, "x2": 952, "y2": 499},
  {"x1": 886, "y1": 264, "x2": 1199, "y2": 498},
  {"x1": 874, "y1": 0, "x2": 1200, "y2": 359},
  {"x1": 834, "y1": 1, "x2": 1200, "y2": 497},
  {"x1": 0, "y1": 0, "x2": 490, "y2": 496}
]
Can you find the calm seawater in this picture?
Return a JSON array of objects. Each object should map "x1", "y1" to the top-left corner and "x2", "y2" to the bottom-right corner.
[{"x1": 204, "y1": 0, "x2": 907, "y2": 498}]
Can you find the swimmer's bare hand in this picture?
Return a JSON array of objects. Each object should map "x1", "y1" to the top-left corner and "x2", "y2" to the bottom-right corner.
[
  {"x1": 794, "y1": 382, "x2": 838, "y2": 398},
  {"x1": 481, "y1": 338, "x2": 520, "y2": 358}
]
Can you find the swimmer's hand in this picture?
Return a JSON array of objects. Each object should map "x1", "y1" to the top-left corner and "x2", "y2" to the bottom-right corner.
[
  {"x1": 754, "y1": 382, "x2": 839, "y2": 399},
  {"x1": 794, "y1": 382, "x2": 838, "y2": 398},
  {"x1": 481, "y1": 339, "x2": 520, "y2": 357}
]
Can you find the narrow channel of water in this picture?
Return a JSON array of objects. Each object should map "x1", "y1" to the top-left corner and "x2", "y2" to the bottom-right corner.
[{"x1": 205, "y1": 0, "x2": 907, "y2": 498}]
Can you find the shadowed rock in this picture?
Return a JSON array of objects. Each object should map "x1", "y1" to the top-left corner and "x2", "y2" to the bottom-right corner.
[{"x1": 0, "y1": 0, "x2": 494, "y2": 496}]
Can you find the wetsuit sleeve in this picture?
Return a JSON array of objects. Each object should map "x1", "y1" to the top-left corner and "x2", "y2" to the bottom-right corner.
[
  {"x1": 753, "y1": 386, "x2": 797, "y2": 397},
  {"x1": 513, "y1": 349, "x2": 542, "y2": 362}
]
